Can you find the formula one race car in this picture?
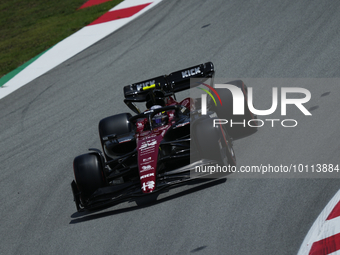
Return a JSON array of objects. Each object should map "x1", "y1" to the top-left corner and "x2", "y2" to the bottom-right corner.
[{"x1": 71, "y1": 62, "x2": 255, "y2": 211}]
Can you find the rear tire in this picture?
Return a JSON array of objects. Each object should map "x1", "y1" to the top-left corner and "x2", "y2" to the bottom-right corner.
[
  {"x1": 98, "y1": 113, "x2": 134, "y2": 160},
  {"x1": 209, "y1": 80, "x2": 257, "y2": 138},
  {"x1": 192, "y1": 117, "x2": 236, "y2": 166},
  {"x1": 73, "y1": 153, "x2": 106, "y2": 203}
]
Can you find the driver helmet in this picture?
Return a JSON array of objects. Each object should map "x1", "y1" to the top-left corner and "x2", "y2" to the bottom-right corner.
[{"x1": 150, "y1": 105, "x2": 168, "y2": 127}]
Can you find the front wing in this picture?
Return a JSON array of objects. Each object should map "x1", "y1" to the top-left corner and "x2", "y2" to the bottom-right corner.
[{"x1": 71, "y1": 159, "x2": 221, "y2": 211}]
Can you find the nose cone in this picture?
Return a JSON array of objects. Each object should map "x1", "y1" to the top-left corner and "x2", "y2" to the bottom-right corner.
[{"x1": 141, "y1": 180, "x2": 156, "y2": 193}]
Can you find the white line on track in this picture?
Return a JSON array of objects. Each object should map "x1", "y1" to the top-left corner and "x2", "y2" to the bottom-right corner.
[
  {"x1": 298, "y1": 189, "x2": 340, "y2": 255},
  {"x1": 0, "y1": 0, "x2": 164, "y2": 100}
]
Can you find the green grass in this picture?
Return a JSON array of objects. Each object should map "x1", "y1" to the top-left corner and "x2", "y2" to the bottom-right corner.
[{"x1": 0, "y1": 0, "x2": 123, "y2": 78}]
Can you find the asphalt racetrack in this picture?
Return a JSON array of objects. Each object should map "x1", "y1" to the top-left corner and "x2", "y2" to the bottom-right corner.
[{"x1": 1, "y1": 0, "x2": 340, "y2": 254}]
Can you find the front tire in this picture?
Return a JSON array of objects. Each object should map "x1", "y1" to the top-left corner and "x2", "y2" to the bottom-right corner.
[{"x1": 73, "y1": 153, "x2": 106, "y2": 203}]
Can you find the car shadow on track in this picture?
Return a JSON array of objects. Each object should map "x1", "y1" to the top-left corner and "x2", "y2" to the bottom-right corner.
[{"x1": 69, "y1": 178, "x2": 227, "y2": 224}]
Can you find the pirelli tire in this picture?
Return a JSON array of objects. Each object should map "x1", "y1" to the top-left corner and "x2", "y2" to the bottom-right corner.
[
  {"x1": 209, "y1": 80, "x2": 257, "y2": 138},
  {"x1": 98, "y1": 113, "x2": 133, "y2": 160},
  {"x1": 73, "y1": 153, "x2": 106, "y2": 204},
  {"x1": 192, "y1": 116, "x2": 236, "y2": 167}
]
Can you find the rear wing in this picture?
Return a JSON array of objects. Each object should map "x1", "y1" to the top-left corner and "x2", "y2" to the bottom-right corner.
[
  {"x1": 167, "y1": 61, "x2": 214, "y2": 93},
  {"x1": 123, "y1": 62, "x2": 214, "y2": 103}
]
